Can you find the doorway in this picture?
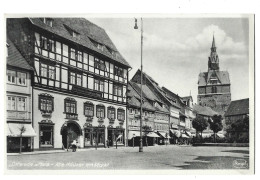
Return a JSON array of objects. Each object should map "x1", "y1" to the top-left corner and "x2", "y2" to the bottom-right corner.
[{"x1": 61, "y1": 122, "x2": 81, "y2": 149}]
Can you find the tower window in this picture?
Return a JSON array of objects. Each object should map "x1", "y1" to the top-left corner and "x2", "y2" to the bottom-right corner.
[{"x1": 212, "y1": 86, "x2": 217, "y2": 93}]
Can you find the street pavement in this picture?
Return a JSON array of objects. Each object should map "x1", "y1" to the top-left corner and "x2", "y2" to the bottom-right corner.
[{"x1": 7, "y1": 145, "x2": 249, "y2": 170}]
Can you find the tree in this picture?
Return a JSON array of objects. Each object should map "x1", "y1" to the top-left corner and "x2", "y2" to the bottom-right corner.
[
  {"x1": 192, "y1": 115, "x2": 208, "y2": 141},
  {"x1": 209, "y1": 114, "x2": 223, "y2": 143},
  {"x1": 19, "y1": 125, "x2": 26, "y2": 154},
  {"x1": 229, "y1": 115, "x2": 249, "y2": 142}
]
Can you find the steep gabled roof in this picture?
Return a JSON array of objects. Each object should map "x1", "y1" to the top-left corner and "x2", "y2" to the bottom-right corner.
[
  {"x1": 29, "y1": 18, "x2": 131, "y2": 68},
  {"x1": 161, "y1": 87, "x2": 182, "y2": 109},
  {"x1": 7, "y1": 38, "x2": 33, "y2": 71},
  {"x1": 129, "y1": 81, "x2": 168, "y2": 114},
  {"x1": 128, "y1": 82, "x2": 155, "y2": 112},
  {"x1": 141, "y1": 71, "x2": 174, "y2": 106},
  {"x1": 224, "y1": 98, "x2": 249, "y2": 117},
  {"x1": 193, "y1": 104, "x2": 218, "y2": 117},
  {"x1": 198, "y1": 70, "x2": 230, "y2": 86}
]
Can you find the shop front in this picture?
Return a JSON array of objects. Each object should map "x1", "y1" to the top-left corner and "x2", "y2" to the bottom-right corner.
[
  {"x1": 169, "y1": 126, "x2": 181, "y2": 144},
  {"x1": 107, "y1": 126, "x2": 125, "y2": 147},
  {"x1": 84, "y1": 124, "x2": 105, "y2": 148},
  {"x1": 156, "y1": 131, "x2": 169, "y2": 145},
  {"x1": 7, "y1": 123, "x2": 36, "y2": 153}
]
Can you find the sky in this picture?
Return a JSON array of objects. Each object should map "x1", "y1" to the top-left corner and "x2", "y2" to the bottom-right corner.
[{"x1": 88, "y1": 17, "x2": 250, "y2": 103}]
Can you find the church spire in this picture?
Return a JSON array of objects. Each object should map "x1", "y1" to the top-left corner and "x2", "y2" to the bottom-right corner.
[
  {"x1": 208, "y1": 35, "x2": 219, "y2": 71},
  {"x1": 211, "y1": 34, "x2": 217, "y2": 52}
]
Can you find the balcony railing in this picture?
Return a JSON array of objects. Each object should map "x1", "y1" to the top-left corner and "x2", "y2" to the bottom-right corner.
[{"x1": 7, "y1": 111, "x2": 31, "y2": 120}]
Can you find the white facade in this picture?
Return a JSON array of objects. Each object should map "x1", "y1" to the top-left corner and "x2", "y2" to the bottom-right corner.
[{"x1": 33, "y1": 88, "x2": 126, "y2": 149}]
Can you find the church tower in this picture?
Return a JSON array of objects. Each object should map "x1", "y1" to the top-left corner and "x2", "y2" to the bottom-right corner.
[
  {"x1": 208, "y1": 35, "x2": 219, "y2": 71},
  {"x1": 197, "y1": 36, "x2": 231, "y2": 115}
]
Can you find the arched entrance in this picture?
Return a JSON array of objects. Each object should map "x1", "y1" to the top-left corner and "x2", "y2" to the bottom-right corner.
[{"x1": 61, "y1": 121, "x2": 82, "y2": 149}]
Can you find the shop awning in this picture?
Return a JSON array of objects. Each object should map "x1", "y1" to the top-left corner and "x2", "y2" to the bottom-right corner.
[
  {"x1": 170, "y1": 129, "x2": 181, "y2": 138},
  {"x1": 181, "y1": 133, "x2": 189, "y2": 138},
  {"x1": 179, "y1": 111, "x2": 187, "y2": 118},
  {"x1": 201, "y1": 133, "x2": 212, "y2": 138},
  {"x1": 8, "y1": 123, "x2": 36, "y2": 137},
  {"x1": 147, "y1": 132, "x2": 160, "y2": 138},
  {"x1": 127, "y1": 131, "x2": 146, "y2": 139},
  {"x1": 157, "y1": 131, "x2": 168, "y2": 138},
  {"x1": 171, "y1": 124, "x2": 178, "y2": 129},
  {"x1": 185, "y1": 131, "x2": 192, "y2": 137},
  {"x1": 217, "y1": 133, "x2": 225, "y2": 138}
]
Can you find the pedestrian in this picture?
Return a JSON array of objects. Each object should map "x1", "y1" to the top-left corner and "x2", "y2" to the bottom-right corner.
[
  {"x1": 71, "y1": 140, "x2": 77, "y2": 152},
  {"x1": 106, "y1": 138, "x2": 110, "y2": 148}
]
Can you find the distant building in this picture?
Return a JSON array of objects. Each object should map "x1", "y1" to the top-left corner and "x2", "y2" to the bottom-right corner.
[
  {"x1": 7, "y1": 18, "x2": 131, "y2": 150},
  {"x1": 6, "y1": 38, "x2": 36, "y2": 152},
  {"x1": 197, "y1": 36, "x2": 231, "y2": 115},
  {"x1": 131, "y1": 70, "x2": 170, "y2": 145},
  {"x1": 224, "y1": 98, "x2": 249, "y2": 140},
  {"x1": 192, "y1": 104, "x2": 224, "y2": 138},
  {"x1": 127, "y1": 82, "x2": 159, "y2": 146}
]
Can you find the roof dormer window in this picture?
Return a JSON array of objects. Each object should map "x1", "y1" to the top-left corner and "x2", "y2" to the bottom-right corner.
[
  {"x1": 43, "y1": 18, "x2": 53, "y2": 27},
  {"x1": 97, "y1": 43, "x2": 104, "y2": 51},
  {"x1": 72, "y1": 31, "x2": 80, "y2": 38}
]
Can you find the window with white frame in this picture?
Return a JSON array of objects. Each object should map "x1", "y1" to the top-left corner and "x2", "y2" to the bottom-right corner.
[
  {"x1": 84, "y1": 102, "x2": 94, "y2": 117},
  {"x1": 7, "y1": 70, "x2": 16, "y2": 84},
  {"x1": 17, "y1": 72, "x2": 26, "y2": 86},
  {"x1": 117, "y1": 108, "x2": 125, "y2": 121},
  {"x1": 70, "y1": 48, "x2": 76, "y2": 59},
  {"x1": 40, "y1": 63, "x2": 55, "y2": 80},
  {"x1": 107, "y1": 106, "x2": 115, "y2": 119},
  {"x1": 7, "y1": 96, "x2": 16, "y2": 110},
  {"x1": 94, "y1": 79, "x2": 104, "y2": 92},
  {"x1": 41, "y1": 36, "x2": 48, "y2": 50},
  {"x1": 39, "y1": 94, "x2": 54, "y2": 112},
  {"x1": 7, "y1": 96, "x2": 26, "y2": 111},
  {"x1": 17, "y1": 97, "x2": 26, "y2": 111},
  {"x1": 76, "y1": 74, "x2": 82, "y2": 86},
  {"x1": 96, "y1": 104, "x2": 105, "y2": 118}
]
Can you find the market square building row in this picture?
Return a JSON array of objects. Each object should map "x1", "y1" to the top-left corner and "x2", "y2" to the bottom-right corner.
[{"x1": 6, "y1": 18, "x2": 130, "y2": 152}]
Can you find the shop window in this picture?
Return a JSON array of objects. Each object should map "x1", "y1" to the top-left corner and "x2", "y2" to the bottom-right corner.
[
  {"x1": 84, "y1": 102, "x2": 94, "y2": 117},
  {"x1": 39, "y1": 94, "x2": 54, "y2": 112},
  {"x1": 7, "y1": 70, "x2": 16, "y2": 84},
  {"x1": 107, "y1": 106, "x2": 115, "y2": 119},
  {"x1": 64, "y1": 97, "x2": 77, "y2": 114},
  {"x1": 117, "y1": 108, "x2": 125, "y2": 120},
  {"x1": 39, "y1": 124, "x2": 54, "y2": 148},
  {"x1": 96, "y1": 104, "x2": 105, "y2": 118}
]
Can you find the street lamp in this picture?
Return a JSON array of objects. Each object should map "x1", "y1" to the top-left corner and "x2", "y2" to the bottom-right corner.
[{"x1": 134, "y1": 18, "x2": 144, "y2": 152}]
